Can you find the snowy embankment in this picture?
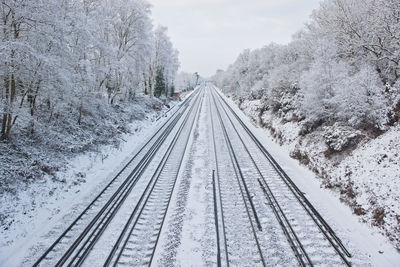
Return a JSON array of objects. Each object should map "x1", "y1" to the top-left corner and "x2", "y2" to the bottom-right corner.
[
  {"x1": 0, "y1": 95, "x2": 183, "y2": 261},
  {"x1": 234, "y1": 97, "x2": 400, "y2": 251}
]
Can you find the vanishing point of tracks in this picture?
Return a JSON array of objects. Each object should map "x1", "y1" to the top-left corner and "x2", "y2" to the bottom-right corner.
[{"x1": 32, "y1": 84, "x2": 353, "y2": 267}]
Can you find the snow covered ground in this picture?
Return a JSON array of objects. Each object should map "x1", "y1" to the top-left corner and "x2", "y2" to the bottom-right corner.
[
  {"x1": 226, "y1": 93, "x2": 400, "y2": 263},
  {"x1": 155, "y1": 85, "x2": 400, "y2": 266},
  {"x1": 1, "y1": 85, "x2": 399, "y2": 266},
  {"x1": 154, "y1": 90, "x2": 216, "y2": 266},
  {"x1": 0, "y1": 95, "x2": 184, "y2": 266}
]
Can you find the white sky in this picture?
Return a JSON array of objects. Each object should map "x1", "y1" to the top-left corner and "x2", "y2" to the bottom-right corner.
[{"x1": 148, "y1": 0, "x2": 321, "y2": 77}]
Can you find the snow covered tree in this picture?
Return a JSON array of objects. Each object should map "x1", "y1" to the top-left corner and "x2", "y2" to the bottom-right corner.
[
  {"x1": 0, "y1": 0, "x2": 180, "y2": 139},
  {"x1": 299, "y1": 37, "x2": 346, "y2": 124},
  {"x1": 309, "y1": 0, "x2": 400, "y2": 87},
  {"x1": 0, "y1": 0, "x2": 74, "y2": 138},
  {"x1": 145, "y1": 26, "x2": 179, "y2": 99},
  {"x1": 214, "y1": 0, "x2": 396, "y2": 135},
  {"x1": 334, "y1": 65, "x2": 387, "y2": 130},
  {"x1": 175, "y1": 72, "x2": 198, "y2": 93}
]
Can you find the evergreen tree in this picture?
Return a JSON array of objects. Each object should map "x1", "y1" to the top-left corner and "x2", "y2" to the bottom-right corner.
[
  {"x1": 154, "y1": 68, "x2": 166, "y2": 98},
  {"x1": 169, "y1": 85, "x2": 175, "y2": 97}
]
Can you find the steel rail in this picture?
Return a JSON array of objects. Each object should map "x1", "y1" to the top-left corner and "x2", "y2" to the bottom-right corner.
[
  {"x1": 208, "y1": 88, "x2": 230, "y2": 267},
  {"x1": 210, "y1": 90, "x2": 267, "y2": 267},
  {"x1": 33, "y1": 90, "x2": 199, "y2": 267},
  {"x1": 213, "y1": 86, "x2": 352, "y2": 266},
  {"x1": 212, "y1": 89, "x2": 312, "y2": 266},
  {"x1": 62, "y1": 112, "x2": 183, "y2": 267},
  {"x1": 57, "y1": 94, "x2": 198, "y2": 267},
  {"x1": 148, "y1": 90, "x2": 205, "y2": 266},
  {"x1": 107, "y1": 88, "x2": 204, "y2": 267},
  {"x1": 212, "y1": 170, "x2": 222, "y2": 267},
  {"x1": 67, "y1": 90, "x2": 203, "y2": 267}
]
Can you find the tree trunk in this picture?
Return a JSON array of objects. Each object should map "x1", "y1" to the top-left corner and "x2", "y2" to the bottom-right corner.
[
  {"x1": 1, "y1": 77, "x2": 10, "y2": 139},
  {"x1": 78, "y1": 101, "x2": 83, "y2": 125},
  {"x1": 149, "y1": 76, "x2": 153, "y2": 98},
  {"x1": 1, "y1": 113, "x2": 7, "y2": 139},
  {"x1": 143, "y1": 73, "x2": 148, "y2": 95},
  {"x1": 2, "y1": 73, "x2": 16, "y2": 139},
  {"x1": 28, "y1": 82, "x2": 40, "y2": 116},
  {"x1": 5, "y1": 113, "x2": 12, "y2": 138}
]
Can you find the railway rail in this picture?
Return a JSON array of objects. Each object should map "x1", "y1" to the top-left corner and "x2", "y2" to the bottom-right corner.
[
  {"x1": 28, "y1": 84, "x2": 354, "y2": 267},
  {"x1": 209, "y1": 89, "x2": 266, "y2": 266},
  {"x1": 32, "y1": 88, "x2": 203, "y2": 267},
  {"x1": 209, "y1": 85, "x2": 352, "y2": 266},
  {"x1": 104, "y1": 89, "x2": 204, "y2": 266}
]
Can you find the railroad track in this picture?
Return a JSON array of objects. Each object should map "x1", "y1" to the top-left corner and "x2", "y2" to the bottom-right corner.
[
  {"x1": 209, "y1": 85, "x2": 352, "y2": 266},
  {"x1": 30, "y1": 84, "x2": 353, "y2": 267},
  {"x1": 208, "y1": 88, "x2": 266, "y2": 267},
  {"x1": 104, "y1": 88, "x2": 204, "y2": 266},
  {"x1": 32, "y1": 87, "x2": 203, "y2": 267}
]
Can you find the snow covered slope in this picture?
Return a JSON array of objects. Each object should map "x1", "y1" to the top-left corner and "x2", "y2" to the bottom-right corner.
[
  {"x1": 0, "y1": 96, "x2": 181, "y2": 262},
  {"x1": 236, "y1": 97, "x2": 400, "y2": 252}
]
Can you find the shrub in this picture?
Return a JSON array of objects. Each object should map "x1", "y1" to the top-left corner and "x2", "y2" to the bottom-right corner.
[{"x1": 323, "y1": 123, "x2": 363, "y2": 152}]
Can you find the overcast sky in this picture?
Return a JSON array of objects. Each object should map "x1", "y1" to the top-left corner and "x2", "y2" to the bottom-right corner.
[{"x1": 148, "y1": 0, "x2": 321, "y2": 77}]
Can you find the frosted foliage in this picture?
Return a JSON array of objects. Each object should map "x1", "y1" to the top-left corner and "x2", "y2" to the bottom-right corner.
[
  {"x1": 300, "y1": 38, "x2": 348, "y2": 121},
  {"x1": 268, "y1": 64, "x2": 293, "y2": 92},
  {"x1": 153, "y1": 26, "x2": 180, "y2": 91},
  {"x1": 0, "y1": 0, "x2": 180, "y2": 140},
  {"x1": 213, "y1": 0, "x2": 399, "y2": 134},
  {"x1": 323, "y1": 123, "x2": 362, "y2": 151},
  {"x1": 0, "y1": 0, "x2": 181, "y2": 188},
  {"x1": 312, "y1": 0, "x2": 400, "y2": 85},
  {"x1": 143, "y1": 26, "x2": 179, "y2": 98},
  {"x1": 210, "y1": 0, "x2": 400, "y2": 251},
  {"x1": 175, "y1": 72, "x2": 198, "y2": 93},
  {"x1": 334, "y1": 65, "x2": 387, "y2": 129}
]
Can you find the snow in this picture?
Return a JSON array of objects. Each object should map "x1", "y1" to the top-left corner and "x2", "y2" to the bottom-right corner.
[
  {"x1": 210, "y1": 2, "x2": 400, "y2": 257},
  {"x1": 1, "y1": 84, "x2": 399, "y2": 266},
  {"x1": 217, "y1": 87, "x2": 400, "y2": 266},
  {"x1": 334, "y1": 125, "x2": 400, "y2": 241},
  {"x1": 174, "y1": 104, "x2": 212, "y2": 266},
  {"x1": 153, "y1": 87, "x2": 215, "y2": 267},
  {"x1": 0, "y1": 97, "x2": 184, "y2": 266}
]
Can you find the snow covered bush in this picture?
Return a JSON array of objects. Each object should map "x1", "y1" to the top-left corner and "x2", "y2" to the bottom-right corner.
[
  {"x1": 333, "y1": 65, "x2": 387, "y2": 130},
  {"x1": 300, "y1": 39, "x2": 387, "y2": 132},
  {"x1": 386, "y1": 83, "x2": 400, "y2": 126},
  {"x1": 0, "y1": 95, "x2": 166, "y2": 191},
  {"x1": 323, "y1": 123, "x2": 363, "y2": 152}
]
